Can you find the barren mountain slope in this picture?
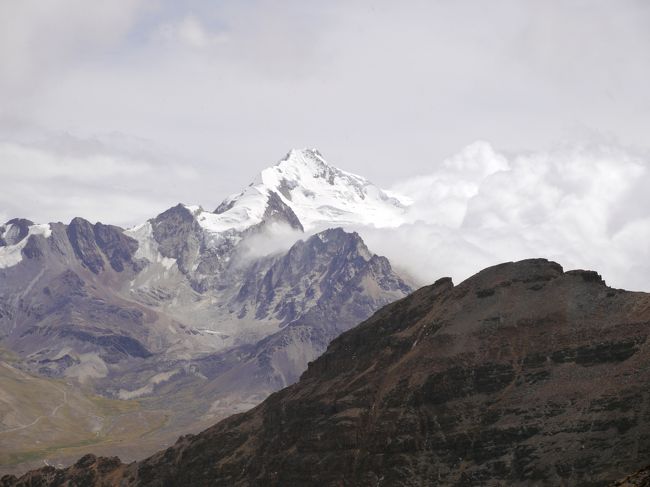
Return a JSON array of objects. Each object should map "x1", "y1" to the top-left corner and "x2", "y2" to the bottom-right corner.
[{"x1": 6, "y1": 258, "x2": 650, "y2": 486}]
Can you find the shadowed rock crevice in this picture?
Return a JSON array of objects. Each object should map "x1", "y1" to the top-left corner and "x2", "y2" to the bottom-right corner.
[{"x1": 65, "y1": 218, "x2": 140, "y2": 274}]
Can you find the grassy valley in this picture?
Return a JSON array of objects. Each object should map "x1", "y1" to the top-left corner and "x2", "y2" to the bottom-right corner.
[{"x1": 0, "y1": 349, "x2": 169, "y2": 476}]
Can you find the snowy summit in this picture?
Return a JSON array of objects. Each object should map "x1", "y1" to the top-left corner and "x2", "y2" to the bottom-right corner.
[{"x1": 191, "y1": 148, "x2": 409, "y2": 236}]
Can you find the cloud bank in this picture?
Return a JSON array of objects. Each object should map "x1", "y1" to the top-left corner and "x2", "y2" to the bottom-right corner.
[
  {"x1": 0, "y1": 131, "x2": 199, "y2": 226},
  {"x1": 1, "y1": 0, "x2": 650, "y2": 215},
  {"x1": 1, "y1": 2, "x2": 648, "y2": 292},
  {"x1": 2, "y1": 133, "x2": 648, "y2": 293},
  {"x1": 355, "y1": 141, "x2": 650, "y2": 292}
]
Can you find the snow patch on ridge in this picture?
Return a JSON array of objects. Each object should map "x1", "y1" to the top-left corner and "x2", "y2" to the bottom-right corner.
[
  {"x1": 125, "y1": 222, "x2": 176, "y2": 270},
  {"x1": 194, "y1": 184, "x2": 269, "y2": 233},
  {"x1": 0, "y1": 223, "x2": 51, "y2": 269}
]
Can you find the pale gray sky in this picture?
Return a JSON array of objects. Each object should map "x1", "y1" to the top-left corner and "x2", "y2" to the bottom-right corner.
[
  {"x1": 1, "y1": 0, "x2": 649, "y2": 225},
  {"x1": 2, "y1": 1, "x2": 650, "y2": 292}
]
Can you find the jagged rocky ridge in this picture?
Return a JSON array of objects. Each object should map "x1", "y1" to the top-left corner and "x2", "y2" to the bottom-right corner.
[
  {"x1": 6, "y1": 259, "x2": 650, "y2": 486},
  {"x1": 0, "y1": 214, "x2": 409, "y2": 389}
]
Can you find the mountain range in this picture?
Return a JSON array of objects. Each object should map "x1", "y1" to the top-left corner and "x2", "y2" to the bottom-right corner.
[{"x1": 0, "y1": 149, "x2": 413, "y2": 473}]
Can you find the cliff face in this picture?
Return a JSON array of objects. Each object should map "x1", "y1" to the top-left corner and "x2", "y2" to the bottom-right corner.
[{"x1": 6, "y1": 258, "x2": 650, "y2": 486}]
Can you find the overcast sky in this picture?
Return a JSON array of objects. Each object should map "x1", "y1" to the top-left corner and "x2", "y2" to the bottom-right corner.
[{"x1": 1, "y1": 1, "x2": 650, "y2": 289}]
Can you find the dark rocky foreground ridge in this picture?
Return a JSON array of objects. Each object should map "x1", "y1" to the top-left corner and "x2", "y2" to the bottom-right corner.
[{"x1": 5, "y1": 258, "x2": 650, "y2": 486}]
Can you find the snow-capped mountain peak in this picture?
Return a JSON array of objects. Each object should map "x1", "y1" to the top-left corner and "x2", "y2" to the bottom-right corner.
[
  {"x1": 261, "y1": 148, "x2": 370, "y2": 199},
  {"x1": 204, "y1": 149, "x2": 409, "y2": 234}
]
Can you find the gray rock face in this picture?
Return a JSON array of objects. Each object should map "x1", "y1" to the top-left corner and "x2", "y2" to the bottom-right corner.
[
  {"x1": 65, "y1": 217, "x2": 140, "y2": 274},
  {"x1": 93, "y1": 222, "x2": 141, "y2": 272},
  {"x1": 150, "y1": 204, "x2": 202, "y2": 275},
  {"x1": 66, "y1": 217, "x2": 108, "y2": 274},
  {"x1": 259, "y1": 190, "x2": 304, "y2": 232},
  {"x1": 236, "y1": 228, "x2": 409, "y2": 324},
  {"x1": 190, "y1": 228, "x2": 411, "y2": 397}
]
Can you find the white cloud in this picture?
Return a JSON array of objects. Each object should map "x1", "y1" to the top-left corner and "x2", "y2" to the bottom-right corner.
[
  {"x1": 356, "y1": 141, "x2": 650, "y2": 292},
  {"x1": 0, "y1": 131, "x2": 200, "y2": 226},
  {"x1": 0, "y1": 1, "x2": 649, "y2": 293},
  {"x1": 238, "y1": 222, "x2": 304, "y2": 260},
  {"x1": 155, "y1": 14, "x2": 227, "y2": 49},
  {"x1": 392, "y1": 142, "x2": 510, "y2": 228},
  {"x1": 3, "y1": 0, "x2": 649, "y2": 191},
  {"x1": 0, "y1": 0, "x2": 145, "y2": 90}
]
